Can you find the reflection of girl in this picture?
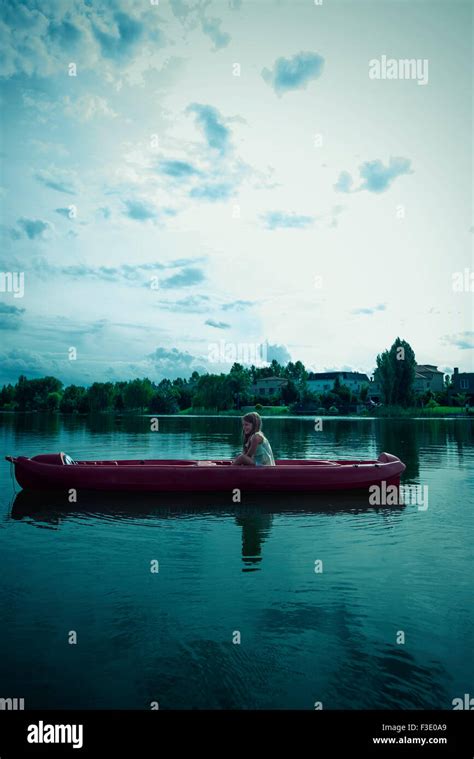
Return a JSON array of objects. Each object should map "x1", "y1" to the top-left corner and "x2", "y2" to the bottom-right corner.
[{"x1": 232, "y1": 412, "x2": 275, "y2": 467}]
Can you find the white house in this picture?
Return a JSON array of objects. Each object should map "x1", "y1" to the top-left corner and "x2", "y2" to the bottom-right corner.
[
  {"x1": 414, "y1": 364, "x2": 444, "y2": 394},
  {"x1": 306, "y1": 371, "x2": 370, "y2": 395}
]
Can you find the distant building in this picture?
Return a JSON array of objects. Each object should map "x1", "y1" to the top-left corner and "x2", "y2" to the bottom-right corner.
[
  {"x1": 451, "y1": 367, "x2": 474, "y2": 398},
  {"x1": 369, "y1": 364, "x2": 443, "y2": 402},
  {"x1": 414, "y1": 364, "x2": 444, "y2": 394},
  {"x1": 252, "y1": 376, "x2": 288, "y2": 398},
  {"x1": 307, "y1": 371, "x2": 370, "y2": 395}
]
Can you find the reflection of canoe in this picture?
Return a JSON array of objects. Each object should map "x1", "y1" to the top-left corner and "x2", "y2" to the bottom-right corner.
[
  {"x1": 10, "y1": 487, "x2": 406, "y2": 521},
  {"x1": 6, "y1": 452, "x2": 405, "y2": 493}
]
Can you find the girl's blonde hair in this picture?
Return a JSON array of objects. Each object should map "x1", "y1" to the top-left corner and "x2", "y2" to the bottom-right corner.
[{"x1": 242, "y1": 412, "x2": 262, "y2": 450}]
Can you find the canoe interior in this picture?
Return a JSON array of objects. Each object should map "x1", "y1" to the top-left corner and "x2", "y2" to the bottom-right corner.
[{"x1": 28, "y1": 455, "x2": 380, "y2": 467}]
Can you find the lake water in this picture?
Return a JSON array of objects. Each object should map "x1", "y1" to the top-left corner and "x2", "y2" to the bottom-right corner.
[{"x1": 0, "y1": 413, "x2": 472, "y2": 710}]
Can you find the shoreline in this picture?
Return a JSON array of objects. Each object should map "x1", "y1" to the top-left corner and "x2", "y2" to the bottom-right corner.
[{"x1": 0, "y1": 409, "x2": 472, "y2": 420}]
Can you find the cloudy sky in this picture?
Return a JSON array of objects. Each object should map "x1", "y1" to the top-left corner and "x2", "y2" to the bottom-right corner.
[{"x1": 0, "y1": 0, "x2": 472, "y2": 385}]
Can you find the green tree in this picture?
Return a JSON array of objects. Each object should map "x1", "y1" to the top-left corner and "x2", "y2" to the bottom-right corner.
[
  {"x1": 149, "y1": 379, "x2": 180, "y2": 413},
  {"x1": 375, "y1": 338, "x2": 416, "y2": 407},
  {"x1": 87, "y1": 382, "x2": 115, "y2": 411},
  {"x1": 228, "y1": 363, "x2": 251, "y2": 395},
  {"x1": 297, "y1": 382, "x2": 318, "y2": 405},
  {"x1": 332, "y1": 379, "x2": 353, "y2": 406},
  {"x1": 123, "y1": 378, "x2": 154, "y2": 411},
  {"x1": 284, "y1": 360, "x2": 307, "y2": 382},
  {"x1": 15, "y1": 375, "x2": 63, "y2": 411},
  {"x1": 375, "y1": 351, "x2": 395, "y2": 405},
  {"x1": 172, "y1": 377, "x2": 193, "y2": 410},
  {"x1": 0, "y1": 383, "x2": 15, "y2": 409},
  {"x1": 46, "y1": 391, "x2": 61, "y2": 411},
  {"x1": 60, "y1": 385, "x2": 87, "y2": 413},
  {"x1": 192, "y1": 374, "x2": 234, "y2": 410},
  {"x1": 269, "y1": 359, "x2": 283, "y2": 376},
  {"x1": 150, "y1": 388, "x2": 179, "y2": 413},
  {"x1": 113, "y1": 381, "x2": 127, "y2": 412},
  {"x1": 282, "y1": 379, "x2": 299, "y2": 404}
]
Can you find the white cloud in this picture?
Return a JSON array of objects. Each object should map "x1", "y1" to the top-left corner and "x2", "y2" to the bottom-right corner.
[
  {"x1": 33, "y1": 165, "x2": 80, "y2": 195},
  {"x1": 62, "y1": 94, "x2": 118, "y2": 122}
]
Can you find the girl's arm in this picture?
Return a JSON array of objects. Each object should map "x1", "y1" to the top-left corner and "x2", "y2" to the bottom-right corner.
[
  {"x1": 245, "y1": 433, "x2": 261, "y2": 460},
  {"x1": 235, "y1": 433, "x2": 261, "y2": 465}
]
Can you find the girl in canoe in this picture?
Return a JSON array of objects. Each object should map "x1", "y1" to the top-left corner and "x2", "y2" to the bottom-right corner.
[{"x1": 232, "y1": 412, "x2": 275, "y2": 466}]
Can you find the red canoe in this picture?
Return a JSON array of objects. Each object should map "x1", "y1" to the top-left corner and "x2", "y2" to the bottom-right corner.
[{"x1": 5, "y1": 452, "x2": 405, "y2": 493}]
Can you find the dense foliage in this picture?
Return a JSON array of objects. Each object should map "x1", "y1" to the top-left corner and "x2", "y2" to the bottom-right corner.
[{"x1": 0, "y1": 340, "x2": 466, "y2": 413}]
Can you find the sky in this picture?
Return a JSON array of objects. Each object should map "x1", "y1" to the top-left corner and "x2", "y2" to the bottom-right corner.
[{"x1": 0, "y1": 0, "x2": 472, "y2": 386}]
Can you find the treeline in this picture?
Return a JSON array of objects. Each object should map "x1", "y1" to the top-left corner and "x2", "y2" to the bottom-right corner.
[
  {"x1": 0, "y1": 375, "x2": 191, "y2": 414},
  {"x1": 0, "y1": 360, "x2": 361, "y2": 414},
  {"x1": 0, "y1": 339, "x2": 466, "y2": 414}
]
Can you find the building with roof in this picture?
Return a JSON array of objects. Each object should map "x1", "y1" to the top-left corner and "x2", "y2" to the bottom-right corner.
[
  {"x1": 252, "y1": 376, "x2": 288, "y2": 398},
  {"x1": 306, "y1": 371, "x2": 370, "y2": 395},
  {"x1": 451, "y1": 367, "x2": 474, "y2": 399},
  {"x1": 414, "y1": 365, "x2": 444, "y2": 394}
]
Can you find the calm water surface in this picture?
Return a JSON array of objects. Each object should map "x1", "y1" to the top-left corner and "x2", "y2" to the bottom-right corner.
[{"x1": 0, "y1": 414, "x2": 472, "y2": 709}]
